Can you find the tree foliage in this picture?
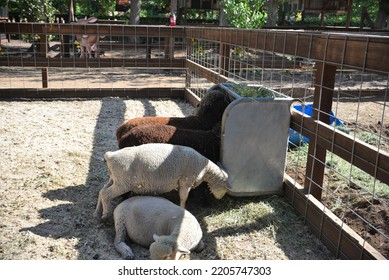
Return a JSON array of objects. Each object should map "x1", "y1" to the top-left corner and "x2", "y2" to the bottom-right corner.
[
  {"x1": 2, "y1": 0, "x2": 387, "y2": 28},
  {"x1": 222, "y1": 0, "x2": 267, "y2": 28},
  {"x1": 75, "y1": 0, "x2": 116, "y2": 17},
  {"x1": 7, "y1": 0, "x2": 118, "y2": 21},
  {"x1": 8, "y1": 0, "x2": 57, "y2": 22}
]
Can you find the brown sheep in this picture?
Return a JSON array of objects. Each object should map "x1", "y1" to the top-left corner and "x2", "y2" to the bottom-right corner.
[
  {"x1": 118, "y1": 122, "x2": 221, "y2": 162},
  {"x1": 116, "y1": 89, "x2": 231, "y2": 143}
]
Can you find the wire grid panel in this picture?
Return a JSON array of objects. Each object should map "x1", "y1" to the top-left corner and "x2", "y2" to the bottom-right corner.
[
  {"x1": 186, "y1": 38, "x2": 220, "y2": 98},
  {"x1": 0, "y1": 23, "x2": 186, "y2": 92},
  {"x1": 186, "y1": 28, "x2": 389, "y2": 259}
]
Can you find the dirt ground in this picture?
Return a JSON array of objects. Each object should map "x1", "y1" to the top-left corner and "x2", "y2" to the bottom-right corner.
[
  {"x1": 0, "y1": 39, "x2": 387, "y2": 260},
  {"x1": 288, "y1": 94, "x2": 389, "y2": 259},
  {"x1": 0, "y1": 97, "x2": 337, "y2": 260},
  {"x1": 0, "y1": 95, "x2": 387, "y2": 260}
]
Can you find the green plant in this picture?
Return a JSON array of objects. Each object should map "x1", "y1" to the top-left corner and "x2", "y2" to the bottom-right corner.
[
  {"x1": 9, "y1": 0, "x2": 57, "y2": 22},
  {"x1": 325, "y1": 153, "x2": 389, "y2": 199},
  {"x1": 287, "y1": 144, "x2": 389, "y2": 199},
  {"x1": 222, "y1": 0, "x2": 267, "y2": 29},
  {"x1": 357, "y1": 131, "x2": 381, "y2": 146},
  {"x1": 228, "y1": 84, "x2": 276, "y2": 98}
]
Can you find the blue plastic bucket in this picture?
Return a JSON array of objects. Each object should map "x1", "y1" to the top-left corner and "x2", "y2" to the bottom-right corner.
[{"x1": 289, "y1": 103, "x2": 345, "y2": 146}]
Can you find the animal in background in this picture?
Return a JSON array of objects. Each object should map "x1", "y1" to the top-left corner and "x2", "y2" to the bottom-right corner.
[{"x1": 74, "y1": 17, "x2": 101, "y2": 58}]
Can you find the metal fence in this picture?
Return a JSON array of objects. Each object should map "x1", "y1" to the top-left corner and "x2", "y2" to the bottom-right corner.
[
  {"x1": 1, "y1": 21, "x2": 388, "y2": 259},
  {"x1": 0, "y1": 23, "x2": 186, "y2": 98},
  {"x1": 185, "y1": 27, "x2": 389, "y2": 259}
]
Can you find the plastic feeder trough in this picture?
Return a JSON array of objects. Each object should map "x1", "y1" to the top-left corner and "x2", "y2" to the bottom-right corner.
[{"x1": 214, "y1": 83, "x2": 293, "y2": 197}]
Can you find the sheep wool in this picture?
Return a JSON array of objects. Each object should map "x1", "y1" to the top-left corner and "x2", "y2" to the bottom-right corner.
[
  {"x1": 118, "y1": 121, "x2": 221, "y2": 162},
  {"x1": 113, "y1": 196, "x2": 204, "y2": 260},
  {"x1": 115, "y1": 88, "x2": 231, "y2": 142},
  {"x1": 94, "y1": 143, "x2": 231, "y2": 221}
]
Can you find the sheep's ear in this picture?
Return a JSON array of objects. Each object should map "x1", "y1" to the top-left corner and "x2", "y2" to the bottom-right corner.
[
  {"x1": 226, "y1": 180, "x2": 233, "y2": 190},
  {"x1": 152, "y1": 234, "x2": 160, "y2": 241},
  {"x1": 217, "y1": 162, "x2": 230, "y2": 179},
  {"x1": 176, "y1": 245, "x2": 190, "y2": 255}
]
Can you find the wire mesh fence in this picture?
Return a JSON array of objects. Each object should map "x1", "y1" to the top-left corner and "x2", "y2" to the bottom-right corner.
[
  {"x1": 1, "y1": 21, "x2": 388, "y2": 259},
  {"x1": 0, "y1": 22, "x2": 186, "y2": 97},
  {"x1": 185, "y1": 27, "x2": 389, "y2": 259}
]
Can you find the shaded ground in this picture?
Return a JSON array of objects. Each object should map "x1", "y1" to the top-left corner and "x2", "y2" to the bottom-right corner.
[
  {"x1": 0, "y1": 98, "x2": 335, "y2": 260},
  {"x1": 0, "y1": 39, "x2": 387, "y2": 260}
]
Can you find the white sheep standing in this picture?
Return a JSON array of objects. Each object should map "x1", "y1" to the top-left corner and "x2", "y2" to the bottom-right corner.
[
  {"x1": 94, "y1": 143, "x2": 231, "y2": 221},
  {"x1": 113, "y1": 196, "x2": 204, "y2": 260}
]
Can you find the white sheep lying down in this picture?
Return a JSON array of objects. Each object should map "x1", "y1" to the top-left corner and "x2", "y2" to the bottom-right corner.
[
  {"x1": 94, "y1": 143, "x2": 231, "y2": 221},
  {"x1": 114, "y1": 196, "x2": 204, "y2": 260}
]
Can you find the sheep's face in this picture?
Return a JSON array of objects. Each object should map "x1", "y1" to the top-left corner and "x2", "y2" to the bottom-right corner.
[
  {"x1": 196, "y1": 90, "x2": 231, "y2": 120},
  {"x1": 210, "y1": 183, "x2": 229, "y2": 199},
  {"x1": 150, "y1": 235, "x2": 176, "y2": 260},
  {"x1": 210, "y1": 168, "x2": 232, "y2": 199},
  {"x1": 150, "y1": 235, "x2": 190, "y2": 260},
  {"x1": 150, "y1": 241, "x2": 174, "y2": 260}
]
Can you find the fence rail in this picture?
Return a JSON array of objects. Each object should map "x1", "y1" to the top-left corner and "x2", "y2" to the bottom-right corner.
[{"x1": 1, "y1": 22, "x2": 388, "y2": 259}]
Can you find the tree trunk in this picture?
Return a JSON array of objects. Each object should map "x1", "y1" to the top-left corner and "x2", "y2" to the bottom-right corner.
[
  {"x1": 219, "y1": 8, "x2": 229, "y2": 26},
  {"x1": 374, "y1": 0, "x2": 389, "y2": 29},
  {"x1": 129, "y1": 0, "x2": 141, "y2": 25},
  {"x1": 345, "y1": 0, "x2": 353, "y2": 28},
  {"x1": 68, "y1": 0, "x2": 75, "y2": 22},
  {"x1": 360, "y1": 6, "x2": 374, "y2": 28},
  {"x1": 170, "y1": 0, "x2": 178, "y2": 14},
  {"x1": 266, "y1": 0, "x2": 278, "y2": 27},
  {"x1": 129, "y1": 0, "x2": 141, "y2": 43}
]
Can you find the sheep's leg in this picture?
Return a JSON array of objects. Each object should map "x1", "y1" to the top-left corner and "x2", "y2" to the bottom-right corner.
[
  {"x1": 114, "y1": 217, "x2": 135, "y2": 260},
  {"x1": 100, "y1": 182, "x2": 129, "y2": 220},
  {"x1": 93, "y1": 178, "x2": 113, "y2": 222},
  {"x1": 178, "y1": 183, "x2": 192, "y2": 208}
]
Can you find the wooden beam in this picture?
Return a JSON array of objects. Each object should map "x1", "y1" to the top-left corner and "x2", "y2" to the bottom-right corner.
[
  {"x1": 0, "y1": 88, "x2": 185, "y2": 99},
  {"x1": 219, "y1": 43, "x2": 230, "y2": 77},
  {"x1": 0, "y1": 22, "x2": 185, "y2": 37},
  {"x1": 186, "y1": 59, "x2": 229, "y2": 84},
  {"x1": 284, "y1": 174, "x2": 386, "y2": 260},
  {"x1": 290, "y1": 110, "x2": 389, "y2": 186},
  {"x1": 41, "y1": 68, "x2": 48, "y2": 88},
  {"x1": 304, "y1": 63, "x2": 337, "y2": 200},
  {"x1": 185, "y1": 27, "x2": 389, "y2": 73},
  {"x1": 0, "y1": 57, "x2": 186, "y2": 69},
  {"x1": 39, "y1": 31, "x2": 48, "y2": 88},
  {"x1": 2, "y1": 23, "x2": 388, "y2": 73},
  {"x1": 184, "y1": 88, "x2": 201, "y2": 107}
]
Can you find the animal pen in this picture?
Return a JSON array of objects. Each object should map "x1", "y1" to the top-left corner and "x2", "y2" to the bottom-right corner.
[{"x1": 0, "y1": 21, "x2": 388, "y2": 260}]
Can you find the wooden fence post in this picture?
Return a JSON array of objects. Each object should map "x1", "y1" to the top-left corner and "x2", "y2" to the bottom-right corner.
[
  {"x1": 40, "y1": 30, "x2": 48, "y2": 88},
  {"x1": 185, "y1": 37, "x2": 193, "y2": 88},
  {"x1": 219, "y1": 43, "x2": 230, "y2": 78},
  {"x1": 304, "y1": 62, "x2": 337, "y2": 200},
  {"x1": 164, "y1": 37, "x2": 174, "y2": 59}
]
